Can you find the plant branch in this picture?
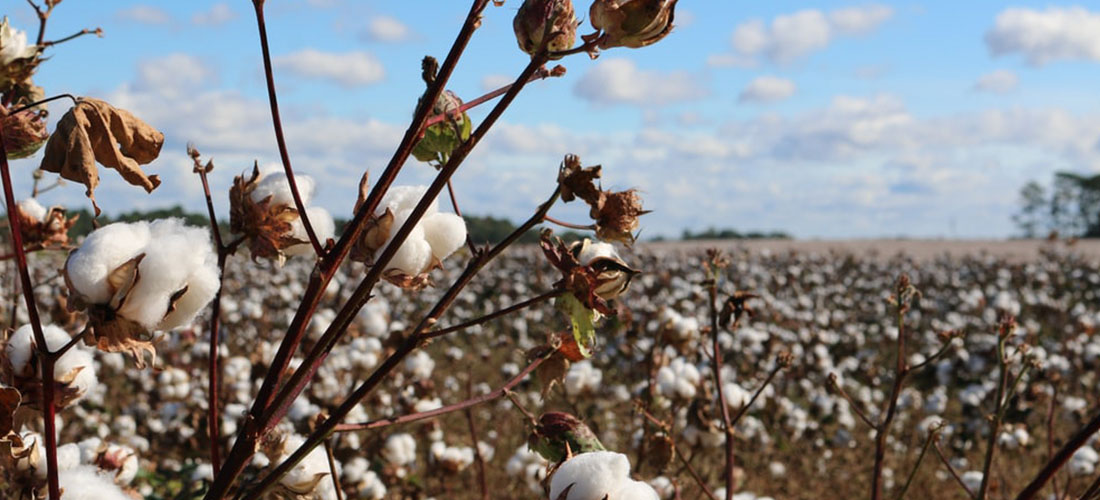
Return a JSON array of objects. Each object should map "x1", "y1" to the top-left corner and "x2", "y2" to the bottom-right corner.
[
  {"x1": 729, "y1": 363, "x2": 783, "y2": 427},
  {"x1": 543, "y1": 215, "x2": 595, "y2": 231},
  {"x1": 895, "y1": 428, "x2": 939, "y2": 500},
  {"x1": 41, "y1": 27, "x2": 101, "y2": 47},
  {"x1": 827, "y1": 373, "x2": 879, "y2": 429},
  {"x1": 978, "y1": 337, "x2": 1011, "y2": 500},
  {"x1": 935, "y1": 440, "x2": 978, "y2": 500},
  {"x1": 192, "y1": 149, "x2": 229, "y2": 475},
  {"x1": 424, "y1": 289, "x2": 563, "y2": 340},
  {"x1": 322, "y1": 438, "x2": 345, "y2": 500},
  {"x1": 8, "y1": 93, "x2": 78, "y2": 116},
  {"x1": 421, "y1": 66, "x2": 562, "y2": 129}
]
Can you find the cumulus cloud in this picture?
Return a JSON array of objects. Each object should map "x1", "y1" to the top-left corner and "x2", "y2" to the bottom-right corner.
[
  {"x1": 573, "y1": 58, "x2": 706, "y2": 106},
  {"x1": 273, "y1": 49, "x2": 385, "y2": 87},
  {"x1": 727, "y1": 5, "x2": 893, "y2": 64},
  {"x1": 133, "y1": 53, "x2": 215, "y2": 96},
  {"x1": 739, "y1": 76, "x2": 796, "y2": 103},
  {"x1": 480, "y1": 74, "x2": 514, "y2": 92},
  {"x1": 363, "y1": 16, "x2": 412, "y2": 42},
  {"x1": 973, "y1": 70, "x2": 1018, "y2": 94},
  {"x1": 985, "y1": 7, "x2": 1100, "y2": 65},
  {"x1": 192, "y1": 4, "x2": 237, "y2": 26},
  {"x1": 116, "y1": 5, "x2": 173, "y2": 25}
]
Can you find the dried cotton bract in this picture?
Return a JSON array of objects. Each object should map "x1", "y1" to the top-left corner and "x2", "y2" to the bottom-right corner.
[
  {"x1": 64, "y1": 219, "x2": 220, "y2": 366},
  {"x1": 229, "y1": 165, "x2": 336, "y2": 263},
  {"x1": 588, "y1": 0, "x2": 678, "y2": 50},
  {"x1": 12, "y1": 197, "x2": 78, "y2": 248},
  {"x1": 4, "y1": 325, "x2": 97, "y2": 409}
]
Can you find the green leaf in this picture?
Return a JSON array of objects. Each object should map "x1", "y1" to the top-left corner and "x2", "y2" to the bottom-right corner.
[{"x1": 556, "y1": 294, "x2": 597, "y2": 358}]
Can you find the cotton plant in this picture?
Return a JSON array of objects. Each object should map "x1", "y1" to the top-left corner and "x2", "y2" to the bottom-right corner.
[
  {"x1": 63, "y1": 218, "x2": 220, "y2": 366},
  {"x1": 229, "y1": 164, "x2": 336, "y2": 263},
  {"x1": 350, "y1": 184, "x2": 467, "y2": 290},
  {"x1": 4, "y1": 324, "x2": 97, "y2": 409}
]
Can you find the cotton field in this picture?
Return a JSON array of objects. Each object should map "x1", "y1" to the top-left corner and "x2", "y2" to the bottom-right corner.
[{"x1": 4, "y1": 239, "x2": 1100, "y2": 499}]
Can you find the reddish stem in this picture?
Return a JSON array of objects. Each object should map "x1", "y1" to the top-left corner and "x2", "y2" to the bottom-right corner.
[
  {"x1": 706, "y1": 273, "x2": 735, "y2": 500},
  {"x1": 1, "y1": 111, "x2": 60, "y2": 500},
  {"x1": 464, "y1": 377, "x2": 490, "y2": 500},
  {"x1": 543, "y1": 215, "x2": 595, "y2": 231},
  {"x1": 424, "y1": 289, "x2": 562, "y2": 340},
  {"x1": 194, "y1": 155, "x2": 228, "y2": 475},
  {"x1": 1016, "y1": 409, "x2": 1100, "y2": 500}
]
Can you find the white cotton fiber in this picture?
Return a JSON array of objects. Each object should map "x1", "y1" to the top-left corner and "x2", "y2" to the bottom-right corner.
[
  {"x1": 18, "y1": 197, "x2": 46, "y2": 221},
  {"x1": 65, "y1": 221, "x2": 152, "y2": 304},
  {"x1": 285, "y1": 206, "x2": 336, "y2": 257},
  {"x1": 382, "y1": 209, "x2": 432, "y2": 276},
  {"x1": 422, "y1": 212, "x2": 467, "y2": 261},
  {"x1": 115, "y1": 219, "x2": 218, "y2": 330},
  {"x1": 378, "y1": 185, "x2": 437, "y2": 217},
  {"x1": 250, "y1": 169, "x2": 316, "y2": 207},
  {"x1": 576, "y1": 239, "x2": 620, "y2": 265},
  {"x1": 382, "y1": 433, "x2": 417, "y2": 466},
  {"x1": 6, "y1": 325, "x2": 96, "y2": 401},
  {"x1": 549, "y1": 451, "x2": 658, "y2": 500},
  {"x1": 57, "y1": 465, "x2": 132, "y2": 500}
]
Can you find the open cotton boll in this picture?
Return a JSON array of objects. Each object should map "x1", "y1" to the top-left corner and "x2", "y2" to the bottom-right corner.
[
  {"x1": 6, "y1": 325, "x2": 96, "y2": 398},
  {"x1": 422, "y1": 212, "x2": 467, "y2": 261},
  {"x1": 65, "y1": 221, "x2": 152, "y2": 304},
  {"x1": 116, "y1": 219, "x2": 218, "y2": 330},
  {"x1": 57, "y1": 465, "x2": 133, "y2": 500},
  {"x1": 18, "y1": 197, "x2": 47, "y2": 221},
  {"x1": 549, "y1": 451, "x2": 657, "y2": 500},
  {"x1": 382, "y1": 433, "x2": 417, "y2": 466},
  {"x1": 250, "y1": 169, "x2": 316, "y2": 207}
]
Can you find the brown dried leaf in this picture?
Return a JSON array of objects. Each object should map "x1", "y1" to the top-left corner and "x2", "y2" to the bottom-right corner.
[
  {"x1": 229, "y1": 164, "x2": 306, "y2": 263},
  {"x1": 83, "y1": 310, "x2": 157, "y2": 369},
  {"x1": 39, "y1": 98, "x2": 164, "y2": 215},
  {"x1": 536, "y1": 351, "x2": 570, "y2": 397}
]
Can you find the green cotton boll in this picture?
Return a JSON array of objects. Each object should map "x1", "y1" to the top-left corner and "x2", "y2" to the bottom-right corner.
[
  {"x1": 412, "y1": 90, "x2": 472, "y2": 165},
  {"x1": 556, "y1": 293, "x2": 597, "y2": 359}
]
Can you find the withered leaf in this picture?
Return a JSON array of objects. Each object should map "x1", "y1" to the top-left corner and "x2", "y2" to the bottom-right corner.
[
  {"x1": 39, "y1": 98, "x2": 164, "y2": 215},
  {"x1": 557, "y1": 154, "x2": 602, "y2": 204},
  {"x1": 0, "y1": 385, "x2": 20, "y2": 436}
]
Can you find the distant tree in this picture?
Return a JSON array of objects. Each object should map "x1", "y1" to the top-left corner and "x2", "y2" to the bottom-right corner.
[{"x1": 1011, "y1": 181, "x2": 1046, "y2": 237}]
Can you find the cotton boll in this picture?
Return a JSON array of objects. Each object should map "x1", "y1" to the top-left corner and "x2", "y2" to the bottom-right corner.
[
  {"x1": 723, "y1": 382, "x2": 751, "y2": 410},
  {"x1": 961, "y1": 471, "x2": 983, "y2": 492},
  {"x1": 549, "y1": 451, "x2": 656, "y2": 500},
  {"x1": 57, "y1": 465, "x2": 133, "y2": 500},
  {"x1": 37, "y1": 443, "x2": 80, "y2": 479},
  {"x1": 6, "y1": 324, "x2": 97, "y2": 403},
  {"x1": 250, "y1": 169, "x2": 316, "y2": 207},
  {"x1": 405, "y1": 351, "x2": 435, "y2": 381},
  {"x1": 383, "y1": 433, "x2": 418, "y2": 466},
  {"x1": 117, "y1": 219, "x2": 217, "y2": 330},
  {"x1": 18, "y1": 197, "x2": 46, "y2": 221},
  {"x1": 65, "y1": 221, "x2": 152, "y2": 304},
  {"x1": 422, "y1": 213, "x2": 466, "y2": 261}
]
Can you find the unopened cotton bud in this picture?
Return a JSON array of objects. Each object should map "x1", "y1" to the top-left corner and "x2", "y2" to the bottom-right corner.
[
  {"x1": 514, "y1": 0, "x2": 578, "y2": 58},
  {"x1": 589, "y1": 0, "x2": 677, "y2": 49}
]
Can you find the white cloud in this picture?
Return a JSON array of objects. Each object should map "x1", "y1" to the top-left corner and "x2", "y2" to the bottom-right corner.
[
  {"x1": 985, "y1": 7, "x2": 1100, "y2": 65},
  {"x1": 363, "y1": 16, "x2": 412, "y2": 42},
  {"x1": 480, "y1": 74, "x2": 514, "y2": 92},
  {"x1": 573, "y1": 58, "x2": 706, "y2": 106},
  {"x1": 133, "y1": 53, "x2": 215, "y2": 96},
  {"x1": 973, "y1": 70, "x2": 1018, "y2": 94},
  {"x1": 727, "y1": 5, "x2": 893, "y2": 64},
  {"x1": 739, "y1": 76, "x2": 796, "y2": 103},
  {"x1": 273, "y1": 49, "x2": 385, "y2": 88},
  {"x1": 192, "y1": 4, "x2": 237, "y2": 26},
  {"x1": 116, "y1": 5, "x2": 173, "y2": 25}
]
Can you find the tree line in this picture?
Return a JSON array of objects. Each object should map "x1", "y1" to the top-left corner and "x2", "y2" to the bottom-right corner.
[{"x1": 1013, "y1": 173, "x2": 1100, "y2": 238}]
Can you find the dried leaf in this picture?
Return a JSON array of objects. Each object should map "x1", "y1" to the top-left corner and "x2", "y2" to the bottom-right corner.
[
  {"x1": 536, "y1": 351, "x2": 570, "y2": 397},
  {"x1": 0, "y1": 105, "x2": 48, "y2": 159},
  {"x1": 557, "y1": 154, "x2": 602, "y2": 204},
  {"x1": 39, "y1": 98, "x2": 164, "y2": 215},
  {"x1": 229, "y1": 164, "x2": 306, "y2": 262},
  {"x1": 83, "y1": 310, "x2": 157, "y2": 369}
]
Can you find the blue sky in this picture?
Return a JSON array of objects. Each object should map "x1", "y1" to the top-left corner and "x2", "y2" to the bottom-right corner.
[{"x1": 7, "y1": 1, "x2": 1100, "y2": 238}]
